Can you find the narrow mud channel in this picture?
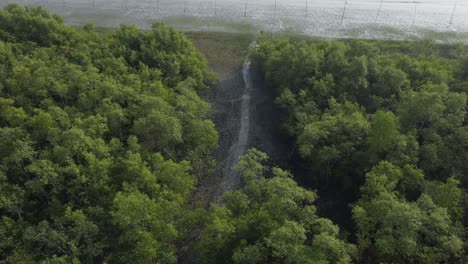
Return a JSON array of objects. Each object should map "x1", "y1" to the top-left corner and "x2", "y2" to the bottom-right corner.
[
  {"x1": 192, "y1": 34, "x2": 292, "y2": 203},
  {"x1": 221, "y1": 48, "x2": 254, "y2": 192}
]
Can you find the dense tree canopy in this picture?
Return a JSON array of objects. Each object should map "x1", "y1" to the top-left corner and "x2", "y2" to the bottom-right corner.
[
  {"x1": 253, "y1": 35, "x2": 468, "y2": 263},
  {"x1": 198, "y1": 149, "x2": 356, "y2": 264},
  {"x1": 0, "y1": 4, "x2": 217, "y2": 263},
  {"x1": 1, "y1": 4, "x2": 468, "y2": 264}
]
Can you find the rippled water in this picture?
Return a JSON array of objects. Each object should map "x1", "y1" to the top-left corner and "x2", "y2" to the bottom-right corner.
[{"x1": 4, "y1": 0, "x2": 468, "y2": 41}]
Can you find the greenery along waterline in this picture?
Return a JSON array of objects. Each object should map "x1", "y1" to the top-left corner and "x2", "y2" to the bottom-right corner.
[
  {"x1": 0, "y1": 4, "x2": 353, "y2": 264},
  {"x1": 0, "y1": 3, "x2": 467, "y2": 264},
  {"x1": 253, "y1": 35, "x2": 468, "y2": 263}
]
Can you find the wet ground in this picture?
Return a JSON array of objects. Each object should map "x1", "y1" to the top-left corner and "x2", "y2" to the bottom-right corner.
[
  {"x1": 191, "y1": 35, "x2": 291, "y2": 201},
  {"x1": 220, "y1": 54, "x2": 253, "y2": 193},
  {"x1": 204, "y1": 61, "x2": 246, "y2": 197},
  {"x1": 207, "y1": 55, "x2": 292, "y2": 198},
  {"x1": 4, "y1": 0, "x2": 468, "y2": 42}
]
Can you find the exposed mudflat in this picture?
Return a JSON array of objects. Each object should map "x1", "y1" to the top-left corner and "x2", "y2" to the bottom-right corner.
[
  {"x1": 205, "y1": 62, "x2": 246, "y2": 198},
  {"x1": 191, "y1": 35, "x2": 291, "y2": 201},
  {"x1": 220, "y1": 54, "x2": 253, "y2": 193},
  {"x1": 189, "y1": 33, "x2": 251, "y2": 201}
]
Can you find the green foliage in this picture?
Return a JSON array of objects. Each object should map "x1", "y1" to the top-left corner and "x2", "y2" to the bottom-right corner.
[
  {"x1": 0, "y1": 5, "x2": 217, "y2": 263},
  {"x1": 368, "y1": 110, "x2": 400, "y2": 154},
  {"x1": 198, "y1": 149, "x2": 356, "y2": 264},
  {"x1": 1, "y1": 4, "x2": 467, "y2": 263},
  {"x1": 353, "y1": 162, "x2": 463, "y2": 263},
  {"x1": 254, "y1": 35, "x2": 468, "y2": 263},
  {"x1": 0, "y1": 4, "x2": 70, "y2": 46},
  {"x1": 297, "y1": 99, "x2": 369, "y2": 179}
]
